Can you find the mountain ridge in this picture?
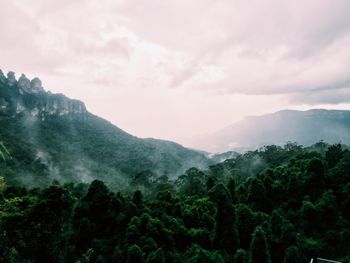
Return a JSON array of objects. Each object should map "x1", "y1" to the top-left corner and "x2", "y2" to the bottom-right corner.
[
  {"x1": 0, "y1": 69, "x2": 211, "y2": 188},
  {"x1": 189, "y1": 108, "x2": 350, "y2": 153}
]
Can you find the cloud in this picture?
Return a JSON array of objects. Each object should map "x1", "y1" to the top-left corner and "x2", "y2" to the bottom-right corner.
[
  {"x1": 110, "y1": 0, "x2": 350, "y2": 102},
  {"x1": 289, "y1": 87, "x2": 350, "y2": 105},
  {"x1": 5, "y1": 0, "x2": 350, "y2": 97},
  {"x1": 1, "y1": 0, "x2": 350, "y2": 142}
]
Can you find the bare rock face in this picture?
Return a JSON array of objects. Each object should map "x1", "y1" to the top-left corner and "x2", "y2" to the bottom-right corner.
[
  {"x1": 18, "y1": 74, "x2": 31, "y2": 93},
  {"x1": 0, "y1": 70, "x2": 6, "y2": 84},
  {"x1": 7, "y1": 71, "x2": 17, "y2": 86},
  {"x1": 30, "y1": 77, "x2": 44, "y2": 93},
  {"x1": 16, "y1": 74, "x2": 44, "y2": 94},
  {"x1": 0, "y1": 69, "x2": 87, "y2": 119}
]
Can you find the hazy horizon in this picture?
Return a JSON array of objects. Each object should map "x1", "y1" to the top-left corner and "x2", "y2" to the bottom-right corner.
[{"x1": 2, "y1": 0, "x2": 350, "y2": 146}]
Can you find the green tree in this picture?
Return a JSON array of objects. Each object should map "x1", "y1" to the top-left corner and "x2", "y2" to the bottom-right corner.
[
  {"x1": 326, "y1": 144, "x2": 343, "y2": 168},
  {"x1": 209, "y1": 183, "x2": 239, "y2": 253},
  {"x1": 206, "y1": 176, "x2": 215, "y2": 191},
  {"x1": 236, "y1": 204, "x2": 257, "y2": 250},
  {"x1": 132, "y1": 190, "x2": 143, "y2": 208},
  {"x1": 234, "y1": 249, "x2": 248, "y2": 263},
  {"x1": 249, "y1": 226, "x2": 271, "y2": 263},
  {"x1": 227, "y1": 178, "x2": 237, "y2": 203},
  {"x1": 247, "y1": 178, "x2": 269, "y2": 212},
  {"x1": 177, "y1": 168, "x2": 205, "y2": 196},
  {"x1": 146, "y1": 248, "x2": 166, "y2": 263},
  {"x1": 306, "y1": 158, "x2": 325, "y2": 198},
  {"x1": 283, "y1": 246, "x2": 305, "y2": 263},
  {"x1": 127, "y1": 245, "x2": 144, "y2": 263},
  {"x1": 184, "y1": 244, "x2": 225, "y2": 263}
]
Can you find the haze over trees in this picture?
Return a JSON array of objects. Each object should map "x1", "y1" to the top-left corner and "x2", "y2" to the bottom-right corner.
[{"x1": 1, "y1": 142, "x2": 350, "y2": 262}]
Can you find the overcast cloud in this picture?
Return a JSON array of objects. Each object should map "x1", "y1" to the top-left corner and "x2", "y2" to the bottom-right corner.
[{"x1": 1, "y1": 0, "x2": 350, "y2": 144}]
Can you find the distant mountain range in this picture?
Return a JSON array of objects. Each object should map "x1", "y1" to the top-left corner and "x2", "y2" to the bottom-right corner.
[
  {"x1": 0, "y1": 69, "x2": 211, "y2": 187},
  {"x1": 190, "y1": 109, "x2": 350, "y2": 152}
]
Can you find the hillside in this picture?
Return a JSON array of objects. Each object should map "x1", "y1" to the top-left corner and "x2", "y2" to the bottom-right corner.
[
  {"x1": 0, "y1": 70, "x2": 211, "y2": 188},
  {"x1": 190, "y1": 109, "x2": 350, "y2": 152}
]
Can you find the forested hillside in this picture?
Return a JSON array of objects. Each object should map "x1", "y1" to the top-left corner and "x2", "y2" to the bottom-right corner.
[
  {"x1": 1, "y1": 142, "x2": 349, "y2": 262},
  {"x1": 0, "y1": 70, "x2": 211, "y2": 188}
]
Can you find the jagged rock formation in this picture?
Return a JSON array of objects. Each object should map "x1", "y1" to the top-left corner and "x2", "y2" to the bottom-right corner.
[
  {"x1": 0, "y1": 70, "x2": 6, "y2": 84},
  {"x1": 0, "y1": 69, "x2": 86, "y2": 119},
  {"x1": 18, "y1": 74, "x2": 31, "y2": 93},
  {"x1": 30, "y1": 77, "x2": 44, "y2": 93},
  {"x1": 6, "y1": 71, "x2": 17, "y2": 86}
]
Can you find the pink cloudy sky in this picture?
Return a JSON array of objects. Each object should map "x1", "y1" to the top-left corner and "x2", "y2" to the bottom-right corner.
[{"x1": 1, "y1": 0, "x2": 350, "y2": 146}]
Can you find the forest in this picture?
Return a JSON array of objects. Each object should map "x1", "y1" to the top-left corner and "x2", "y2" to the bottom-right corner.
[{"x1": 0, "y1": 142, "x2": 350, "y2": 262}]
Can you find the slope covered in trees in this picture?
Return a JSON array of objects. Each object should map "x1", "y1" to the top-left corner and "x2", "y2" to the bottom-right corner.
[
  {"x1": 0, "y1": 69, "x2": 211, "y2": 187},
  {"x1": 1, "y1": 142, "x2": 349, "y2": 262}
]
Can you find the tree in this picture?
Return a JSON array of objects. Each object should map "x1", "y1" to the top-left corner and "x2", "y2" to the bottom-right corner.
[
  {"x1": 247, "y1": 178, "x2": 269, "y2": 212},
  {"x1": 73, "y1": 180, "x2": 121, "y2": 254},
  {"x1": 209, "y1": 184, "x2": 239, "y2": 253},
  {"x1": 206, "y1": 177, "x2": 215, "y2": 191},
  {"x1": 326, "y1": 144, "x2": 343, "y2": 168},
  {"x1": 307, "y1": 158, "x2": 325, "y2": 177},
  {"x1": 127, "y1": 245, "x2": 144, "y2": 263},
  {"x1": 236, "y1": 204, "x2": 257, "y2": 250},
  {"x1": 306, "y1": 158, "x2": 325, "y2": 198},
  {"x1": 184, "y1": 244, "x2": 225, "y2": 263},
  {"x1": 234, "y1": 249, "x2": 248, "y2": 263},
  {"x1": 283, "y1": 246, "x2": 305, "y2": 263},
  {"x1": 146, "y1": 248, "x2": 166, "y2": 263},
  {"x1": 227, "y1": 178, "x2": 236, "y2": 203},
  {"x1": 132, "y1": 190, "x2": 143, "y2": 208},
  {"x1": 329, "y1": 151, "x2": 350, "y2": 185},
  {"x1": 177, "y1": 168, "x2": 205, "y2": 196},
  {"x1": 0, "y1": 176, "x2": 6, "y2": 193},
  {"x1": 249, "y1": 226, "x2": 271, "y2": 263}
]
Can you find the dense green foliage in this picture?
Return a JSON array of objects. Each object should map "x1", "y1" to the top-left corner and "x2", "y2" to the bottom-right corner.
[{"x1": 1, "y1": 142, "x2": 350, "y2": 262}]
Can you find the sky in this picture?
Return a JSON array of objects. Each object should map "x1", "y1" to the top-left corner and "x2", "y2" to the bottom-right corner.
[{"x1": 1, "y1": 0, "x2": 350, "y2": 146}]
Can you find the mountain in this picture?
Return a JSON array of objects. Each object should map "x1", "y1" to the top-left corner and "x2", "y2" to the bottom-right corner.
[
  {"x1": 190, "y1": 109, "x2": 350, "y2": 152},
  {"x1": 0, "y1": 69, "x2": 211, "y2": 188}
]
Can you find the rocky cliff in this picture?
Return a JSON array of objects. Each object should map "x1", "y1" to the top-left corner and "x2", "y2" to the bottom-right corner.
[{"x1": 0, "y1": 69, "x2": 87, "y2": 120}]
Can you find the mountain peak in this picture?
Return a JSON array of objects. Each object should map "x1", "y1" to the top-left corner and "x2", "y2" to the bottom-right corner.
[
  {"x1": 0, "y1": 68, "x2": 86, "y2": 119},
  {"x1": 6, "y1": 71, "x2": 17, "y2": 86},
  {"x1": 30, "y1": 77, "x2": 44, "y2": 93},
  {"x1": 0, "y1": 69, "x2": 6, "y2": 84}
]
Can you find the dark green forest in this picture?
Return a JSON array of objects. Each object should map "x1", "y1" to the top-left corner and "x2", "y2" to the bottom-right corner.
[{"x1": 1, "y1": 142, "x2": 350, "y2": 262}]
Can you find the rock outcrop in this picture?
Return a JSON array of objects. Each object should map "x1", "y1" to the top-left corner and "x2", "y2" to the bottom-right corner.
[
  {"x1": 6, "y1": 71, "x2": 17, "y2": 86},
  {"x1": 18, "y1": 74, "x2": 31, "y2": 93},
  {"x1": 0, "y1": 70, "x2": 6, "y2": 84},
  {"x1": 0, "y1": 69, "x2": 87, "y2": 119},
  {"x1": 18, "y1": 74, "x2": 44, "y2": 94},
  {"x1": 30, "y1": 77, "x2": 44, "y2": 93}
]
